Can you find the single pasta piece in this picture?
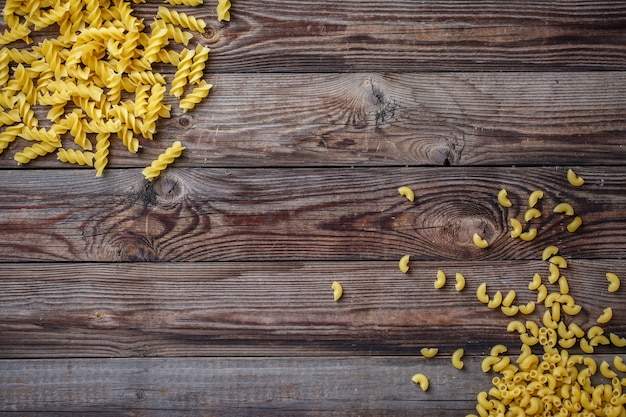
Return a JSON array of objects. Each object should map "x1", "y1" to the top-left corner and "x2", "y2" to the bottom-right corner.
[
  {"x1": 610, "y1": 333, "x2": 626, "y2": 347},
  {"x1": 481, "y1": 356, "x2": 500, "y2": 373},
  {"x1": 567, "y1": 168, "x2": 584, "y2": 186},
  {"x1": 548, "y1": 255, "x2": 567, "y2": 268},
  {"x1": 528, "y1": 273, "x2": 542, "y2": 290},
  {"x1": 476, "y1": 282, "x2": 489, "y2": 304},
  {"x1": 179, "y1": 80, "x2": 212, "y2": 112},
  {"x1": 451, "y1": 348, "x2": 464, "y2": 369},
  {"x1": 541, "y1": 245, "x2": 559, "y2": 261},
  {"x1": 398, "y1": 255, "x2": 410, "y2": 273},
  {"x1": 501, "y1": 290, "x2": 516, "y2": 307},
  {"x1": 518, "y1": 302, "x2": 535, "y2": 315},
  {"x1": 487, "y1": 291, "x2": 502, "y2": 309},
  {"x1": 553, "y1": 202, "x2": 574, "y2": 216},
  {"x1": 141, "y1": 140, "x2": 186, "y2": 181},
  {"x1": 501, "y1": 305, "x2": 519, "y2": 316},
  {"x1": 217, "y1": 0, "x2": 232, "y2": 21},
  {"x1": 519, "y1": 229, "x2": 537, "y2": 241},
  {"x1": 506, "y1": 320, "x2": 525, "y2": 334},
  {"x1": 614, "y1": 356, "x2": 626, "y2": 372},
  {"x1": 331, "y1": 281, "x2": 343, "y2": 301},
  {"x1": 557, "y1": 276, "x2": 569, "y2": 294},
  {"x1": 411, "y1": 373, "x2": 429, "y2": 391},
  {"x1": 597, "y1": 307, "x2": 613, "y2": 324},
  {"x1": 57, "y1": 148, "x2": 95, "y2": 166},
  {"x1": 434, "y1": 269, "x2": 446, "y2": 289},
  {"x1": 420, "y1": 348, "x2": 438, "y2": 358},
  {"x1": 497, "y1": 188, "x2": 512, "y2": 207},
  {"x1": 454, "y1": 273, "x2": 465, "y2": 291},
  {"x1": 535, "y1": 284, "x2": 547, "y2": 303},
  {"x1": 548, "y1": 263, "x2": 560, "y2": 284},
  {"x1": 509, "y1": 218, "x2": 522, "y2": 238},
  {"x1": 528, "y1": 190, "x2": 543, "y2": 208},
  {"x1": 397, "y1": 186, "x2": 414, "y2": 202},
  {"x1": 524, "y1": 208, "x2": 541, "y2": 222},
  {"x1": 472, "y1": 233, "x2": 488, "y2": 249},
  {"x1": 600, "y1": 361, "x2": 617, "y2": 379},
  {"x1": 606, "y1": 272, "x2": 621, "y2": 293},
  {"x1": 567, "y1": 216, "x2": 582, "y2": 232}
]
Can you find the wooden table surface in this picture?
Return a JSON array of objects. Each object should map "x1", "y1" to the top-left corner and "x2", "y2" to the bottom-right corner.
[{"x1": 1, "y1": 1, "x2": 625, "y2": 415}]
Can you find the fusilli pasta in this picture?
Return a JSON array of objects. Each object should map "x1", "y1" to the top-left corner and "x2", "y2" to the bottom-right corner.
[{"x1": 141, "y1": 140, "x2": 186, "y2": 181}]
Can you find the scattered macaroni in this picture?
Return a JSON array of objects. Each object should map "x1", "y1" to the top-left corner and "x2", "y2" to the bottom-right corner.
[
  {"x1": 528, "y1": 190, "x2": 544, "y2": 208},
  {"x1": 398, "y1": 255, "x2": 410, "y2": 273},
  {"x1": 398, "y1": 186, "x2": 415, "y2": 202},
  {"x1": 411, "y1": 373, "x2": 429, "y2": 391},
  {"x1": 434, "y1": 270, "x2": 446, "y2": 289},
  {"x1": 420, "y1": 348, "x2": 438, "y2": 358},
  {"x1": 553, "y1": 202, "x2": 575, "y2": 216},
  {"x1": 472, "y1": 233, "x2": 489, "y2": 249},
  {"x1": 567, "y1": 168, "x2": 585, "y2": 187},
  {"x1": 451, "y1": 348, "x2": 464, "y2": 369},
  {"x1": 497, "y1": 188, "x2": 512, "y2": 207},
  {"x1": 567, "y1": 216, "x2": 583, "y2": 233},
  {"x1": 331, "y1": 281, "x2": 343, "y2": 301},
  {"x1": 606, "y1": 272, "x2": 621, "y2": 292}
]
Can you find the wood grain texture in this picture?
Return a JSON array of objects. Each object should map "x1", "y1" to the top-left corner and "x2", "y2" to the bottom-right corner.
[
  {"x1": 1, "y1": 73, "x2": 625, "y2": 168},
  {"x1": 0, "y1": 167, "x2": 624, "y2": 262},
  {"x1": 0, "y1": 261, "x2": 623, "y2": 358},
  {"x1": 0, "y1": 356, "x2": 496, "y2": 416}
]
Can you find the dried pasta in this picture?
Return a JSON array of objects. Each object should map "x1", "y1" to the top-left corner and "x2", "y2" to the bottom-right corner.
[
  {"x1": 331, "y1": 281, "x2": 343, "y2": 301},
  {"x1": 606, "y1": 272, "x2": 621, "y2": 293},
  {"x1": 420, "y1": 348, "x2": 438, "y2": 358},
  {"x1": 451, "y1": 348, "x2": 464, "y2": 369},
  {"x1": 472, "y1": 233, "x2": 488, "y2": 249},
  {"x1": 217, "y1": 0, "x2": 232, "y2": 22},
  {"x1": 497, "y1": 188, "x2": 512, "y2": 207},
  {"x1": 0, "y1": 0, "x2": 215, "y2": 176},
  {"x1": 434, "y1": 269, "x2": 446, "y2": 289},
  {"x1": 455, "y1": 273, "x2": 465, "y2": 291},
  {"x1": 141, "y1": 140, "x2": 186, "y2": 181},
  {"x1": 528, "y1": 190, "x2": 543, "y2": 208},
  {"x1": 398, "y1": 255, "x2": 410, "y2": 273},
  {"x1": 411, "y1": 373, "x2": 429, "y2": 391},
  {"x1": 567, "y1": 168, "x2": 584, "y2": 187},
  {"x1": 398, "y1": 186, "x2": 415, "y2": 202}
]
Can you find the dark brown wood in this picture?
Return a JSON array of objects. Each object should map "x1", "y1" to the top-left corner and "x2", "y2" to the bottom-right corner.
[
  {"x1": 0, "y1": 261, "x2": 623, "y2": 358},
  {"x1": 0, "y1": 356, "x2": 495, "y2": 416},
  {"x1": 1, "y1": 73, "x2": 625, "y2": 168},
  {"x1": 0, "y1": 167, "x2": 624, "y2": 262}
]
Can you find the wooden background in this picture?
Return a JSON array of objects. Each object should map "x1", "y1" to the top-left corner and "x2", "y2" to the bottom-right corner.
[{"x1": 1, "y1": 1, "x2": 625, "y2": 415}]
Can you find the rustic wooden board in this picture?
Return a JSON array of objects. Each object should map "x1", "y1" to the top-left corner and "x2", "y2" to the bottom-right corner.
[
  {"x1": 0, "y1": 356, "x2": 496, "y2": 416},
  {"x1": 0, "y1": 261, "x2": 623, "y2": 358},
  {"x1": 1, "y1": 72, "x2": 625, "y2": 168},
  {"x1": 0, "y1": 166, "x2": 624, "y2": 262}
]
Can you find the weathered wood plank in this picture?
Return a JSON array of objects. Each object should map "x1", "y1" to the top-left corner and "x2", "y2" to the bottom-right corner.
[
  {"x1": 0, "y1": 261, "x2": 623, "y2": 358},
  {"x1": 1, "y1": 73, "x2": 625, "y2": 168},
  {"x1": 0, "y1": 167, "x2": 624, "y2": 262},
  {"x1": 0, "y1": 356, "x2": 495, "y2": 416}
]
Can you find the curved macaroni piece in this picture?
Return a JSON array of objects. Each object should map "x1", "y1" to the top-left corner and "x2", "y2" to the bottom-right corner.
[
  {"x1": 455, "y1": 273, "x2": 465, "y2": 291},
  {"x1": 597, "y1": 307, "x2": 613, "y2": 324},
  {"x1": 567, "y1": 168, "x2": 584, "y2": 187},
  {"x1": 397, "y1": 186, "x2": 414, "y2": 202},
  {"x1": 397, "y1": 255, "x2": 411, "y2": 274},
  {"x1": 528, "y1": 190, "x2": 543, "y2": 208},
  {"x1": 141, "y1": 140, "x2": 186, "y2": 181},
  {"x1": 590, "y1": 334, "x2": 609, "y2": 346},
  {"x1": 481, "y1": 356, "x2": 500, "y2": 373},
  {"x1": 558, "y1": 337, "x2": 576, "y2": 349},
  {"x1": 434, "y1": 269, "x2": 446, "y2": 289},
  {"x1": 549, "y1": 255, "x2": 567, "y2": 269},
  {"x1": 606, "y1": 272, "x2": 621, "y2": 293},
  {"x1": 451, "y1": 348, "x2": 464, "y2": 370},
  {"x1": 501, "y1": 290, "x2": 516, "y2": 307},
  {"x1": 487, "y1": 291, "x2": 502, "y2": 309},
  {"x1": 580, "y1": 339, "x2": 595, "y2": 354},
  {"x1": 518, "y1": 302, "x2": 535, "y2": 315},
  {"x1": 506, "y1": 321, "x2": 525, "y2": 334},
  {"x1": 614, "y1": 356, "x2": 626, "y2": 372},
  {"x1": 548, "y1": 263, "x2": 560, "y2": 284},
  {"x1": 542, "y1": 309, "x2": 557, "y2": 329},
  {"x1": 561, "y1": 303, "x2": 582, "y2": 316},
  {"x1": 587, "y1": 325, "x2": 604, "y2": 340},
  {"x1": 610, "y1": 333, "x2": 626, "y2": 348},
  {"x1": 558, "y1": 276, "x2": 569, "y2": 295},
  {"x1": 497, "y1": 188, "x2": 512, "y2": 207},
  {"x1": 476, "y1": 282, "x2": 489, "y2": 304},
  {"x1": 600, "y1": 361, "x2": 618, "y2": 379},
  {"x1": 519, "y1": 229, "x2": 537, "y2": 242},
  {"x1": 420, "y1": 348, "x2": 438, "y2": 358},
  {"x1": 57, "y1": 148, "x2": 95, "y2": 166},
  {"x1": 528, "y1": 273, "x2": 542, "y2": 290},
  {"x1": 524, "y1": 208, "x2": 541, "y2": 222},
  {"x1": 331, "y1": 281, "x2": 342, "y2": 301},
  {"x1": 553, "y1": 202, "x2": 574, "y2": 216},
  {"x1": 472, "y1": 233, "x2": 488, "y2": 249},
  {"x1": 510, "y1": 218, "x2": 522, "y2": 238},
  {"x1": 501, "y1": 305, "x2": 519, "y2": 317},
  {"x1": 567, "y1": 216, "x2": 582, "y2": 233},
  {"x1": 535, "y1": 284, "x2": 547, "y2": 303},
  {"x1": 411, "y1": 373, "x2": 429, "y2": 391},
  {"x1": 541, "y1": 245, "x2": 559, "y2": 261},
  {"x1": 217, "y1": 0, "x2": 232, "y2": 22}
]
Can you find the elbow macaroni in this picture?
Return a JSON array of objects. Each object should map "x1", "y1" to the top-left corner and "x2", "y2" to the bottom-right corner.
[
  {"x1": 567, "y1": 168, "x2": 584, "y2": 187},
  {"x1": 452, "y1": 348, "x2": 464, "y2": 369},
  {"x1": 398, "y1": 255, "x2": 410, "y2": 273},
  {"x1": 331, "y1": 281, "x2": 343, "y2": 301},
  {"x1": 434, "y1": 269, "x2": 446, "y2": 289},
  {"x1": 473, "y1": 233, "x2": 489, "y2": 249},
  {"x1": 498, "y1": 188, "x2": 512, "y2": 207},
  {"x1": 398, "y1": 186, "x2": 415, "y2": 202},
  {"x1": 411, "y1": 373, "x2": 429, "y2": 391},
  {"x1": 606, "y1": 272, "x2": 620, "y2": 293}
]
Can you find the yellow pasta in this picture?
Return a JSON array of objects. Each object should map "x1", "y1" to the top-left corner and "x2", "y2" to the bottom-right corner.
[
  {"x1": 331, "y1": 281, "x2": 343, "y2": 301},
  {"x1": 509, "y1": 218, "x2": 523, "y2": 238},
  {"x1": 506, "y1": 321, "x2": 525, "y2": 334},
  {"x1": 455, "y1": 273, "x2": 466, "y2": 291},
  {"x1": 567, "y1": 216, "x2": 583, "y2": 233},
  {"x1": 476, "y1": 282, "x2": 489, "y2": 304},
  {"x1": 524, "y1": 208, "x2": 541, "y2": 222},
  {"x1": 548, "y1": 263, "x2": 560, "y2": 284},
  {"x1": 57, "y1": 148, "x2": 95, "y2": 166},
  {"x1": 528, "y1": 190, "x2": 544, "y2": 208},
  {"x1": 452, "y1": 348, "x2": 464, "y2": 369},
  {"x1": 487, "y1": 291, "x2": 503, "y2": 309},
  {"x1": 536, "y1": 284, "x2": 548, "y2": 303},
  {"x1": 528, "y1": 273, "x2": 542, "y2": 290},
  {"x1": 610, "y1": 333, "x2": 626, "y2": 348},
  {"x1": 398, "y1": 255, "x2": 410, "y2": 273},
  {"x1": 606, "y1": 272, "x2": 621, "y2": 293},
  {"x1": 519, "y1": 229, "x2": 537, "y2": 241},
  {"x1": 411, "y1": 373, "x2": 429, "y2": 391},
  {"x1": 567, "y1": 168, "x2": 584, "y2": 187},
  {"x1": 472, "y1": 233, "x2": 489, "y2": 249},
  {"x1": 420, "y1": 348, "x2": 438, "y2": 358},
  {"x1": 398, "y1": 186, "x2": 415, "y2": 202},
  {"x1": 597, "y1": 307, "x2": 613, "y2": 324},
  {"x1": 518, "y1": 302, "x2": 535, "y2": 315},
  {"x1": 157, "y1": 6, "x2": 207, "y2": 33},
  {"x1": 497, "y1": 188, "x2": 512, "y2": 207},
  {"x1": 501, "y1": 290, "x2": 516, "y2": 307},
  {"x1": 434, "y1": 269, "x2": 446, "y2": 289},
  {"x1": 614, "y1": 356, "x2": 626, "y2": 373},
  {"x1": 557, "y1": 276, "x2": 569, "y2": 294},
  {"x1": 553, "y1": 202, "x2": 575, "y2": 216},
  {"x1": 141, "y1": 140, "x2": 186, "y2": 181},
  {"x1": 549, "y1": 255, "x2": 568, "y2": 269},
  {"x1": 217, "y1": 0, "x2": 232, "y2": 22},
  {"x1": 600, "y1": 361, "x2": 618, "y2": 379},
  {"x1": 179, "y1": 80, "x2": 212, "y2": 112},
  {"x1": 501, "y1": 305, "x2": 519, "y2": 317}
]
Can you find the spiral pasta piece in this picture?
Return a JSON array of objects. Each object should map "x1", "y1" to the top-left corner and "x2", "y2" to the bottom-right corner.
[
  {"x1": 94, "y1": 132, "x2": 110, "y2": 177},
  {"x1": 179, "y1": 80, "x2": 212, "y2": 112},
  {"x1": 170, "y1": 48, "x2": 194, "y2": 98},
  {"x1": 157, "y1": 6, "x2": 207, "y2": 33},
  {"x1": 217, "y1": 0, "x2": 232, "y2": 22},
  {"x1": 57, "y1": 148, "x2": 95, "y2": 166},
  {"x1": 14, "y1": 141, "x2": 60, "y2": 164},
  {"x1": 141, "y1": 140, "x2": 186, "y2": 181},
  {"x1": 0, "y1": 124, "x2": 23, "y2": 154},
  {"x1": 188, "y1": 44, "x2": 210, "y2": 85}
]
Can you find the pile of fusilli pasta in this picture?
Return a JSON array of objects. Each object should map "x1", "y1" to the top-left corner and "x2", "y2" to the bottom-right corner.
[{"x1": 0, "y1": 0, "x2": 230, "y2": 178}]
